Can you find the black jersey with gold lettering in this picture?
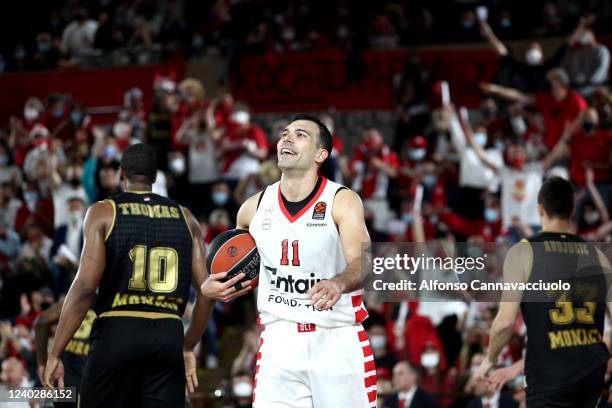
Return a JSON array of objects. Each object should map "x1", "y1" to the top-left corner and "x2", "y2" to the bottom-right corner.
[
  {"x1": 93, "y1": 192, "x2": 193, "y2": 317},
  {"x1": 61, "y1": 309, "x2": 96, "y2": 389},
  {"x1": 521, "y1": 232, "x2": 608, "y2": 392}
]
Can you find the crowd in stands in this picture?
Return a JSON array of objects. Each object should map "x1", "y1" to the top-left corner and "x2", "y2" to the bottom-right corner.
[
  {"x1": 3, "y1": 0, "x2": 612, "y2": 72},
  {"x1": 0, "y1": 1, "x2": 611, "y2": 408}
]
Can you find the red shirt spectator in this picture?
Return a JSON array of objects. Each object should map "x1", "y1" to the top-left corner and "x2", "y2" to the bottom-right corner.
[
  {"x1": 569, "y1": 128, "x2": 612, "y2": 187},
  {"x1": 534, "y1": 89, "x2": 587, "y2": 149},
  {"x1": 350, "y1": 129, "x2": 399, "y2": 199},
  {"x1": 221, "y1": 121, "x2": 268, "y2": 174}
]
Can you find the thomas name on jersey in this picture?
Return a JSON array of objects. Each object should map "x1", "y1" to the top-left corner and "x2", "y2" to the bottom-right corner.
[{"x1": 117, "y1": 203, "x2": 181, "y2": 219}]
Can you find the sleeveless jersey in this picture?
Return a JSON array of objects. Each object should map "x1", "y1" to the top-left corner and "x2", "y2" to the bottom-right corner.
[
  {"x1": 521, "y1": 232, "x2": 609, "y2": 391},
  {"x1": 94, "y1": 192, "x2": 193, "y2": 317},
  {"x1": 249, "y1": 177, "x2": 369, "y2": 328}
]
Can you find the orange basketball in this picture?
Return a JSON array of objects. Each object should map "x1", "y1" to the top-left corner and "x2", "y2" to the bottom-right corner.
[{"x1": 206, "y1": 229, "x2": 260, "y2": 288}]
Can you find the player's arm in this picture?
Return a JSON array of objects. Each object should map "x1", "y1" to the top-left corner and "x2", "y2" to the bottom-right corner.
[
  {"x1": 308, "y1": 189, "x2": 370, "y2": 311},
  {"x1": 181, "y1": 207, "x2": 216, "y2": 393},
  {"x1": 478, "y1": 242, "x2": 531, "y2": 378},
  {"x1": 200, "y1": 192, "x2": 261, "y2": 301},
  {"x1": 43, "y1": 201, "x2": 111, "y2": 388},
  {"x1": 596, "y1": 248, "x2": 612, "y2": 352},
  {"x1": 34, "y1": 300, "x2": 63, "y2": 378}
]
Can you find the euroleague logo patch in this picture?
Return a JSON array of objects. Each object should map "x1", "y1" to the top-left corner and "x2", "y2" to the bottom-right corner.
[
  {"x1": 227, "y1": 246, "x2": 238, "y2": 257},
  {"x1": 312, "y1": 201, "x2": 326, "y2": 220}
]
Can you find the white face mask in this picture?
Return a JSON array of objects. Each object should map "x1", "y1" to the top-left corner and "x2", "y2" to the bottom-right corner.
[
  {"x1": 370, "y1": 335, "x2": 386, "y2": 350},
  {"x1": 409, "y1": 148, "x2": 426, "y2": 161},
  {"x1": 473, "y1": 132, "x2": 488, "y2": 147},
  {"x1": 170, "y1": 157, "x2": 185, "y2": 174},
  {"x1": 584, "y1": 211, "x2": 600, "y2": 225},
  {"x1": 70, "y1": 210, "x2": 84, "y2": 224},
  {"x1": 232, "y1": 381, "x2": 253, "y2": 398},
  {"x1": 24, "y1": 107, "x2": 39, "y2": 122},
  {"x1": 420, "y1": 352, "x2": 440, "y2": 368},
  {"x1": 113, "y1": 122, "x2": 130, "y2": 138},
  {"x1": 231, "y1": 111, "x2": 250, "y2": 125},
  {"x1": 525, "y1": 48, "x2": 543, "y2": 66}
]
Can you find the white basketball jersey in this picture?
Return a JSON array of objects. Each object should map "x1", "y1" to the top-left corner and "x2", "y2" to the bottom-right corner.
[{"x1": 250, "y1": 177, "x2": 369, "y2": 328}]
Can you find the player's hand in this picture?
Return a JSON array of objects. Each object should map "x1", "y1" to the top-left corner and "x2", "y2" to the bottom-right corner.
[
  {"x1": 43, "y1": 356, "x2": 65, "y2": 390},
  {"x1": 200, "y1": 272, "x2": 253, "y2": 302},
  {"x1": 307, "y1": 279, "x2": 343, "y2": 311},
  {"x1": 487, "y1": 364, "x2": 519, "y2": 391},
  {"x1": 183, "y1": 350, "x2": 198, "y2": 394},
  {"x1": 475, "y1": 357, "x2": 494, "y2": 381}
]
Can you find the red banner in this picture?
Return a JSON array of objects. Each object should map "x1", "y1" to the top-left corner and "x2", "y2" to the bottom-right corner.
[
  {"x1": 232, "y1": 48, "x2": 499, "y2": 112},
  {"x1": 0, "y1": 62, "x2": 185, "y2": 123}
]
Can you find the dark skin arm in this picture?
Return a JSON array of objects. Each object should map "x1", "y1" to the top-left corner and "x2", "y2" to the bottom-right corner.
[
  {"x1": 43, "y1": 200, "x2": 112, "y2": 388},
  {"x1": 34, "y1": 300, "x2": 63, "y2": 377},
  {"x1": 181, "y1": 207, "x2": 215, "y2": 394}
]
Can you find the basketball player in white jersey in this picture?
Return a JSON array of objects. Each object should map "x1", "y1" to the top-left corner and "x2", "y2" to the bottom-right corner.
[{"x1": 234, "y1": 114, "x2": 376, "y2": 407}]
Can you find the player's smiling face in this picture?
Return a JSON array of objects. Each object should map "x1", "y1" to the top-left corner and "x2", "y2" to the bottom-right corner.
[{"x1": 277, "y1": 120, "x2": 326, "y2": 171}]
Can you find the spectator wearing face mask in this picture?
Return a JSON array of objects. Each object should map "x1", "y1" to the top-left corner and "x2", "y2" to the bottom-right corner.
[
  {"x1": 481, "y1": 68, "x2": 587, "y2": 150},
  {"x1": 480, "y1": 16, "x2": 589, "y2": 92},
  {"x1": 463, "y1": 115, "x2": 571, "y2": 235},
  {"x1": 369, "y1": 322, "x2": 397, "y2": 378},
  {"x1": 576, "y1": 168, "x2": 609, "y2": 240},
  {"x1": 563, "y1": 27, "x2": 610, "y2": 98},
  {"x1": 120, "y1": 87, "x2": 147, "y2": 141},
  {"x1": 220, "y1": 105, "x2": 268, "y2": 186},
  {"x1": 49, "y1": 164, "x2": 88, "y2": 228},
  {"x1": 49, "y1": 197, "x2": 85, "y2": 295},
  {"x1": 352, "y1": 128, "x2": 399, "y2": 230},
  {"x1": 567, "y1": 108, "x2": 612, "y2": 189},
  {"x1": 205, "y1": 208, "x2": 232, "y2": 245},
  {"x1": 447, "y1": 107, "x2": 504, "y2": 219},
  {"x1": 14, "y1": 183, "x2": 54, "y2": 239},
  {"x1": 228, "y1": 371, "x2": 254, "y2": 408},
  {"x1": 175, "y1": 106, "x2": 221, "y2": 216},
  {"x1": 383, "y1": 361, "x2": 437, "y2": 408}
]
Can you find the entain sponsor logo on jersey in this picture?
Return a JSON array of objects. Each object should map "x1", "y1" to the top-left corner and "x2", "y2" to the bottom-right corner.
[{"x1": 265, "y1": 265, "x2": 324, "y2": 294}]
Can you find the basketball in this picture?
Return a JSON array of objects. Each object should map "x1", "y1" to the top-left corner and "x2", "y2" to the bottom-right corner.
[{"x1": 206, "y1": 229, "x2": 260, "y2": 287}]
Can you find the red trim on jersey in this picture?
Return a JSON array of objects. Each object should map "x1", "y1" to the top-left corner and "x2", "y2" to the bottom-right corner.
[
  {"x1": 277, "y1": 177, "x2": 328, "y2": 223},
  {"x1": 367, "y1": 391, "x2": 377, "y2": 403},
  {"x1": 364, "y1": 375, "x2": 377, "y2": 388},
  {"x1": 352, "y1": 295, "x2": 363, "y2": 308},
  {"x1": 358, "y1": 330, "x2": 368, "y2": 342},
  {"x1": 355, "y1": 308, "x2": 369, "y2": 323},
  {"x1": 364, "y1": 360, "x2": 376, "y2": 372},
  {"x1": 362, "y1": 345, "x2": 373, "y2": 357}
]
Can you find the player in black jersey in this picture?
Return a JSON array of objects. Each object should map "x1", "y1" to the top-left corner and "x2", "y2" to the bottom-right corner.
[
  {"x1": 35, "y1": 299, "x2": 96, "y2": 407},
  {"x1": 41, "y1": 144, "x2": 250, "y2": 407},
  {"x1": 477, "y1": 177, "x2": 612, "y2": 407}
]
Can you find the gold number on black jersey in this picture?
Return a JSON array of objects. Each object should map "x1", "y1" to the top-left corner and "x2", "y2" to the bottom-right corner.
[
  {"x1": 73, "y1": 310, "x2": 96, "y2": 340},
  {"x1": 128, "y1": 245, "x2": 179, "y2": 293},
  {"x1": 549, "y1": 292, "x2": 596, "y2": 325}
]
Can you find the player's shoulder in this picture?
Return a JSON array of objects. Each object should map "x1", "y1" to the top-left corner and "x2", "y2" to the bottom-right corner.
[
  {"x1": 331, "y1": 186, "x2": 363, "y2": 222},
  {"x1": 237, "y1": 188, "x2": 268, "y2": 229}
]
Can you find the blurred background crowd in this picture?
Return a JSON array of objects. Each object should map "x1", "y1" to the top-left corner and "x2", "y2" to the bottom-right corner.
[{"x1": 0, "y1": 0, "x2": 611, "y2": 407}]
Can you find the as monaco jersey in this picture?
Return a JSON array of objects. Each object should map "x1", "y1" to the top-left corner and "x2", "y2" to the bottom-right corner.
[{"x1": 250, "y1": 177, "x2": 369, "y2": 328}]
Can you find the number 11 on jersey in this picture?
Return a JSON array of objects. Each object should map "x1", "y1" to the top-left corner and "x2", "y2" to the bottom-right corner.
[{"x1": 280, "y1": 239, "x2": 300, "y2": 266}]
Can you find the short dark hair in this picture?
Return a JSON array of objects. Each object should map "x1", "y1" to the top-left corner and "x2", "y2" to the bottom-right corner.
[
  {"x1": 290, "y1": 114, "x2": 333, "y2": 154},
  {"x1": 120, "y1": 143, "x2": 157, "y2": 184},
  {"x1": 537, "y1": 176, "x2": 574, "y2": 220}
]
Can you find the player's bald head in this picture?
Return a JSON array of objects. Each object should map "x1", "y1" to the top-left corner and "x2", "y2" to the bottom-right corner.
[{"x1": 120, "y1": 143, "x2": 157, "y2": 185}]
